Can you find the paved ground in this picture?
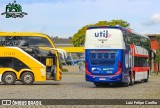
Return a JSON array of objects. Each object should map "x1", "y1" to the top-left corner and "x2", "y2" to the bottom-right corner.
[{"x1": 0, "y1": 72, "x2": 160, "y2": 107}]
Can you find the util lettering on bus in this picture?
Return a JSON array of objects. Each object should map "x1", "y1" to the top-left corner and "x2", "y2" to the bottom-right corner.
[{"x1": 94, "y1": 30, "x2": 111, "y2": 38}]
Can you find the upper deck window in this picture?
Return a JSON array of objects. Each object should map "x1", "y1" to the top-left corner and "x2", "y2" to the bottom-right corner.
[{"x1": 0, "y1": 36, "x2": 52, "y2": 47}]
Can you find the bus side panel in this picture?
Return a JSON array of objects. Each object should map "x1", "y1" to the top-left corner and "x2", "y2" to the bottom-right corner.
[
  {"x1": 122, "y1": 44, "x2": 132, "y2": 83},
  {"x1": 132, "y1": 45, "x2": 150, "y2": 81},
  {"x1": 0, "y1": 47, "x2": 47, "y2": 82},
  {"x1": 29, "y1": 68, "x2": 46, "y2": 81}
]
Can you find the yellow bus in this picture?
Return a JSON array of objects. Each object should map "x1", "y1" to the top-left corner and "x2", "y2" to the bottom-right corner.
[{"x1": 0, "y1": 32, "x2": 66, "y2": 85}]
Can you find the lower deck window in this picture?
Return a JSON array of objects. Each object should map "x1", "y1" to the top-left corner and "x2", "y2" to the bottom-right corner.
[
  {"x1": 90, "y1": 50, "x2": 117, "y2": 66},
  {"x1": 134, "y1": 57, "x2": 149, "y2": 67}
]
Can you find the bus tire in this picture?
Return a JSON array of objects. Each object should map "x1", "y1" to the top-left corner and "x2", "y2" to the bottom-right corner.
[
  {"x1": 124, "y1": 75, "x2": 130, "y2": 87},
  {"x1": 144, "y1": 72, "x2": 149, "y2": 82},
  {"x1": 21, "y1": 72, "x2": 34, "y2": 85},
  {"x1": 2, "y1": 72, "x2": 16, "y2": 85}
]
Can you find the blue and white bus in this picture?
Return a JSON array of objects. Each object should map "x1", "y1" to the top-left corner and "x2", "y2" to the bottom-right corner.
[{"x1": 85, "y1": 26, "x2": 153, "y2": 86}]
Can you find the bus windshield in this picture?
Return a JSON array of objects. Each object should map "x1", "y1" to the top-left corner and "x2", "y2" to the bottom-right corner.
[
  {"x1": 0, "y1": 36, "x2": 52, "y2": 47},
  {"x1": 90, "y1": 50, "x2": 117, "y2": 66}
]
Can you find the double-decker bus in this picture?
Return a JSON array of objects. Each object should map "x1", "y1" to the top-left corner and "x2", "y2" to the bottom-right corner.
[
  {"x1": 0, "y1": 32, "x2": 67, "y2": 85},
  {"x1": 85, "y1": 26, "x2": 154, "y2": 86}
]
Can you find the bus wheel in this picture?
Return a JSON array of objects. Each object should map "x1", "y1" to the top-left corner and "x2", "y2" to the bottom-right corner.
[
  {"x1": 144, "y1": 72, "x2": 149, "y2": 82},
  {"x1": 21, "y1": 72, "x2": 34, "y2": 85},
  {"x1": 2, "y1": 72, "x2": 16, "y2": 85},
  {"x1": 124, "y1": 75, "x2": 130, "y2": 87}
]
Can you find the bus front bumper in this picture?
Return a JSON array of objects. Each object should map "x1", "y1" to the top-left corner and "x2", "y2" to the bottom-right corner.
[{"x1": 86, "y1": 73, "x2": 122, "y2": 83}]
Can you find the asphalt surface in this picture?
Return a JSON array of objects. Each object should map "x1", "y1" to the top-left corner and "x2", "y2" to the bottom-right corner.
[{"x1": 0, "y1": 72, "x2": 160, "y2": 108}]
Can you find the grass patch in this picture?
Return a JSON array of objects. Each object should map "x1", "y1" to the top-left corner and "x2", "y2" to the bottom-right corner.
[
  {"x1": 151, "y1": 71, "x2": 160, "y2": 77},
  {"x1": 62, "y1": 69, "x2": 69, "y2": 72}
]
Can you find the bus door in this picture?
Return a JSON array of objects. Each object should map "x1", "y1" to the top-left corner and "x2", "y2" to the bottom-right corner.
[{"x1": 45, "y1": 52, "x2": 57, "y2": 79}]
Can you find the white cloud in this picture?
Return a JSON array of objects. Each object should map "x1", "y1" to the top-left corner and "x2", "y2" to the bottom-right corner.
[
  {"x1": 143, "y1": 13, "x2": 160, "y2": 25},
  {"x1": 151, "y1": 14, "x2": 160, "y2": 23}
]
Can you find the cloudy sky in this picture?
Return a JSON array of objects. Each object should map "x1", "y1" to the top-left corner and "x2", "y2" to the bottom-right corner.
[{"x1": 0, "y1": 0, "x2": 160, "y2": 38}]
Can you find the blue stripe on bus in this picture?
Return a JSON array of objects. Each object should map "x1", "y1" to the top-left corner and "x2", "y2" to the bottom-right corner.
[{"x1": 87, "y1": 26, "x2": 125, "y2": 30}]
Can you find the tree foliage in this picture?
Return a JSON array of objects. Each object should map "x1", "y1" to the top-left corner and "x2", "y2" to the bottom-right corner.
[
  {"x1": 155, "y1": 49, "x2": 160, "y2": 62},
  {"x1": 71, "y1": 20, "x2": 130, "y2": 46}
]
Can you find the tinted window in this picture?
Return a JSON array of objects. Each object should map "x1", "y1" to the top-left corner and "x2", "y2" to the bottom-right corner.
[
  {"x1": 0, "y1": 57, "x2": 29, "y2": 71},
  {"x1": 98, "y1": 53, "x2": 102, "y2": 58},
  {"x1": 0, "y1": 36, "x2": 52, "y2": 47},
  {"x1": 110, "y1": 53, "x2": 116, "y2": 58},
  {"x1": 131, "y1": 34, "x2": 150, "y2": 49},
  {"x1": 91, "y1": 53, "x2": 96, "y2": 58},
  {"x1": 104, "y1": 53, "x2": 109, "y2": 58},
  {"x1": 134, "y1": 57, "x2": 149, "y2": 67},
  {"x1": 143, "y1": 38, "x2": 151, "y2": 51},
  {"x1": 123, "y1": 32, "x2": 132, "y2": 44},
  {"x1": 90, "y1": 50, "x2": 117, "y2": 66},
  {"x1": 26, "y1": 37, "x2": 52, "y2": 47},
  {"x1": 133, "y1": 36, "x2": 141, "y2": 46}
]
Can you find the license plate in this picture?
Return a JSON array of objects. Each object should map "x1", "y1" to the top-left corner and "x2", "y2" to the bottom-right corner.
[{"x1": 99, "y1": 78, "x2": 106, "y2": 80}]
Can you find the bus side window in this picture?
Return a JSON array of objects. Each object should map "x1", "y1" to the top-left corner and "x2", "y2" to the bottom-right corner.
[
  {"x1": 110, "y1": 53, "x2": 115, "y2": 58},
  {"x1": 104, "y1": 53, "x2": 109, "y2": 58},
  {"x1": 91, "y1": 53, "x2": 96, "y2": 58},
  {"x1": 136, "y1": 36, "x2": 141, "y2": 46},
  {"x1": 134, "y1": 57, "x2": 138, "y2": 67},
  {"x1": 132, "y1": 35, "x2": 140, "y2": 46},
  {"x1": 145, "y1": 39, "x2": 151, "y2": 52},
  {"x1": 123, "y1": 31, "x2": 128, "y2": 43},
  {"x1": 132, "y1": 34, "x2": 136, "y2": 45},
  {"x1": 127, "y1": 33, "x2": 132, "y2": 44},
  {"x1": 98, "y1": 53, "x2": 102, "y2": 58},
  {"x1": 124, "y1": 31, "x2": 132, "y2": 44}
]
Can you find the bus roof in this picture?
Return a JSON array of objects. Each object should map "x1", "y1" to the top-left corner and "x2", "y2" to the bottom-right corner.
[
  {"x1": 0, "y1": 32, "x2": 50, "y2": 37},
  {"x1": 87, "y1": 26, "x2": 125, "y2": 30},
  {"x1": 87, "y1": 26, "x2": 149, "y2": 39},
  {"x1": 132, "y1": 31, "x2": 149, "y2": 39},
  {"x1": 0, "y1": 32, "x2": 56, "y2": 48}
]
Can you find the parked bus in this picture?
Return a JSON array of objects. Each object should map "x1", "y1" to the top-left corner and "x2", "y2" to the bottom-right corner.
[
  {"x1": 85, "y1": 26, "x2": 154, "y2": 86},
  {"x1": 0, "y1": 32, "x2": 67, "y2": 85}
]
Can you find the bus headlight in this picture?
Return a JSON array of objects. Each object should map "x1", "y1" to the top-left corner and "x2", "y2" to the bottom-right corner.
[{"x1": 40, "y1": 69, "x2": 46, "y2": 76}]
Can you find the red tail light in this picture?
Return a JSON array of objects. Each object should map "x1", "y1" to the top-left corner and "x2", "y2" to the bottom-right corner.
[
  {"x1": 115, "y1": 62, "x2": 122, "y2": 75},
  {"x1": 85, "y1": 61, "x2": 91, "y2": 75},
  {"x1": 118, "y1": 62, "x2": 122, "y2": 68},
  {"x1": 85, "y1": 61, "x2": 88, "y2": 70}
]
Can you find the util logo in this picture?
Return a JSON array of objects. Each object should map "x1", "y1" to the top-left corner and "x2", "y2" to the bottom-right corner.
[{"x1": 94, "y1": 30, "x2": 111, "y2": 38}]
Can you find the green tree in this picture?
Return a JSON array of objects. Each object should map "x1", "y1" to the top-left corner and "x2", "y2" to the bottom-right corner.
[
  {"x1": 72, "y1": 20, "x2": 130, "y2": 46},
  {"x1": 155, "y1": 49, "x2": 160, "y2": 62}
]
